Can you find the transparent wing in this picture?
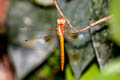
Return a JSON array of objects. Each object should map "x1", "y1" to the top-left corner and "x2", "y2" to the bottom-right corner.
[
  {"x1": 13, "y1": 25, "x2": 56, "y2": 33},
  {"x1": 22, "y1": 34, "x2": 57, "y2": 50},
  {"x1": 65, "y1": 31, "x2": 91, "y2": 47},
  {"x1": 10, "y1": 25, "x2": 58, "y2": 50},
  {"x1": 8, "y1": 25, "x2": 58, "y2": 76}
]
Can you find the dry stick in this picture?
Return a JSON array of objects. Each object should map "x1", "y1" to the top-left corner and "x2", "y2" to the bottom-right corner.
[
  {"x1": 53, "y1": 0, "x2": 112, "y2": 33},
  {"x1": 91, "y1": 34, "x2": 103, "y2": 71}
]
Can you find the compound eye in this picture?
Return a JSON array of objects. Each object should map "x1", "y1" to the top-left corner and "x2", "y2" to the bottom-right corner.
[{"x1": 57, "y1": 17, "x2": 65, "y2": 24}]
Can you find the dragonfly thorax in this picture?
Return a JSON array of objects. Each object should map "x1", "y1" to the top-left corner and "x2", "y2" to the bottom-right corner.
[
  {"x1": 57, "y1": 17, "x2": 65, "y2": 24},
  {"x1": 56, "y1": 24, "x2": 65, "y2": 36}
]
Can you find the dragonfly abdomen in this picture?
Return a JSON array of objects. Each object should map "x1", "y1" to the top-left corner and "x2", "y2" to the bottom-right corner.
[{"x1": 59, "y1": 35, "x2": 64, "y2": 71}]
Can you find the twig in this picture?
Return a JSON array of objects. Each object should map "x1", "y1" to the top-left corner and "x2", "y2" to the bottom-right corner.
[
  {"x1": 90, "y1": 30, "x2": 103, "y2": 71},
  {"x1": 53, "y1": 0, "x2": 65, "y2": 18},
  {"x1": 53, "y1": 0, "x2": 112, "y2": 33}
]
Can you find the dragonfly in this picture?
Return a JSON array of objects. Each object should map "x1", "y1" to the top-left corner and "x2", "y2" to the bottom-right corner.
[{"x1": 18, "y1": 17, "x2": 89, "y2": 71}]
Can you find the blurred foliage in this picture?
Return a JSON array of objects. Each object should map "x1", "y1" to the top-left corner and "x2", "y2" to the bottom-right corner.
[
  {"x1": 32, "y1": 0, "x2": 53, "y2": 7},
  {"x1": 6, "y1": 0, "x2": 120, "y2": 80},
  {"x1": 80, "y1": 64, "x2": 99, "y2": 80},
  {"x1": 65, "y1": 65, "x2": 74, "y2": 80},
  {"x1": 81, "y1": 58, "x2": 120, "y2": 80},
  {"x1": 109, "y1": 0, "x2": 120, "y2": 46},
  {"x1": 65, "y1": 58, "x2": 120, "y2": 80},
  {"x1": 89, "y1": 0, "x2": 114, "y2": 69},
  {"x1": 26, "y1": 48, "x2": 64, "y2": 80},
  {"x1": 89, "y1": 58, "x2": 120, "y2": 80},
  {"x1": 65, "y1": 64, "x2": 100, "y2": 80},
  {"x1": 7, "y1": 0, "x2": 57, "y2": 79}
]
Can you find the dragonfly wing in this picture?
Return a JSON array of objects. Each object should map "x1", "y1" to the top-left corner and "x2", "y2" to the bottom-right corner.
[
  {"x1": 14, "y1": 25, "x2": 57, "y2": 50},
  {"x1": 9, "y1": 32, "x2": 58, "y2": 78},
  {"x1": 10, "y1": 25, "x2": 58, "y2": 55},
  {"x1": 13, "y1": 24, "x2": 56, "y2": 31},
  {"x1": 65, "y1": 31, "x2": 91, "y2": 47},
  {"x1": 22, "y1": 35, "x2": 57, "y2": 50}
]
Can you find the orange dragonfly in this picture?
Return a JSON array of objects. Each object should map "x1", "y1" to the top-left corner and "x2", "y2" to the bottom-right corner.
[{"x1": 18, "y1": 17, "x2": 86, "y2": 71}]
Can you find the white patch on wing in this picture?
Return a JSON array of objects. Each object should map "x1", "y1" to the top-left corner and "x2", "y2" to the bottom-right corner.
[
  {"x1": 38, "y1": 38, "x2": 46, "y2": 45},
  {"x1": 78, "y1": 34, "x2": 84, "y2": 40}
]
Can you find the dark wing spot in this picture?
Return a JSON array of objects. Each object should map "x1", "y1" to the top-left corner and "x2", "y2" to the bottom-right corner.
[
  {"x1": 25, "y1": 40, "x2": 28, "y2": 41},
  {"x1": 44, "y1": 35, "x2": 54, "y2": 42},
  {"x1": 69, "y1": 33, "x2": 78, "y2": 39}
]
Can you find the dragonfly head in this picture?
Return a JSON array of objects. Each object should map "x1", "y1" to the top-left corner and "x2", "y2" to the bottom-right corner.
[{"x1": 57, "y1": 17, "x2": 65, "y2": 24}]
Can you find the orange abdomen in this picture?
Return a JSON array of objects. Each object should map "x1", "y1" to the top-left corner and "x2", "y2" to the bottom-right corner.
[{"x1": 59, "y1": 35, "x2": 64, "y2": 71}]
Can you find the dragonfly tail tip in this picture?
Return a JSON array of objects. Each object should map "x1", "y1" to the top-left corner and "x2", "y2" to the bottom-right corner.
[{"x1": 61, "y1": 65, "x2": 64, "y2": 71}]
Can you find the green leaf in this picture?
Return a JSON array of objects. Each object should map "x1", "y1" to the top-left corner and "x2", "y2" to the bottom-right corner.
[
  {"x1": 65, "y1": 65, "x2": 74, "y2": 80},
  {"x1": 80, "y1": 64, "x2": 99, "y2": 80},
  {"x1": 90, "y1": 0, "x2": 113, "y2": 70},
  {"x1": 89, "y1": 58, "x2": 120, "y2": 80},
  {"x1": 109, "y1": 0, "x2": 120, "y2": 46},
  {"x1": 32, "y1": 0, "x2": 53, "y2": 6}
]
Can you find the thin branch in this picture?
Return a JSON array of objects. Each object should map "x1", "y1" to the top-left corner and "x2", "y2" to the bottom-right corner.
[
  {"x1": 78, "y1": 16, "x2": 112, "y2": 32},
  {"x1": 53, "y1": 0, "x2": 65, "y2": 18},
  {"x1": 90, "y1": 31, "x2": 103, "y2": 71},
  {"x1": 53, "y1": 0, "x2": 112, "y2": 33}
]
